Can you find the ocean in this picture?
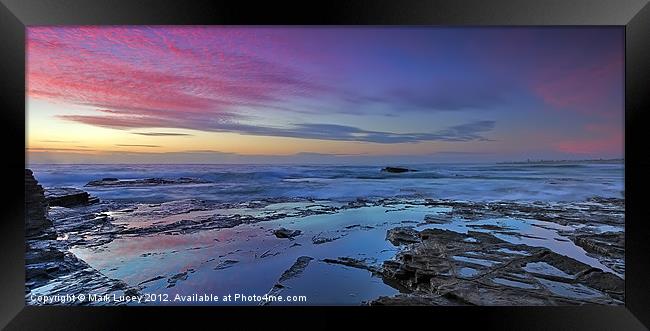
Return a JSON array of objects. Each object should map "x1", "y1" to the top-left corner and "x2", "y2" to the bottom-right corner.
[{"x1": 29, "y1": 161, "x2": 624, "y2": 204}]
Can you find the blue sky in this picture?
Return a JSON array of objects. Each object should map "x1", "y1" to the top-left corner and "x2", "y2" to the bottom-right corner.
[{"x1": 27, "y1": 27, "x2": 624, "y2": 164}]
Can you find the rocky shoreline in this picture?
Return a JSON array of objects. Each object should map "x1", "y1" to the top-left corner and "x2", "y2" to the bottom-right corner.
[
  {"x1": 25, "y1": 169, "x2": 625, "y2": 306},
  {"x1": 45, "y1": 187, "x2": 99, "y2": 207},
  {"x1": 371, "y1": 227, "x2": 622, "y2": 305},
  {"x1": 25, "y1": 170, "x2": 140, "y2": 305},
  {"x1": 85, "y1": 177, "x2": 209, "y2": 187}
]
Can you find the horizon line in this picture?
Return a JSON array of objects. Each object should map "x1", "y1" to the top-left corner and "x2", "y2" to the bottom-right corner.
[{"x1": 25, "y1": 158, "x2": 625, "y2": 167}]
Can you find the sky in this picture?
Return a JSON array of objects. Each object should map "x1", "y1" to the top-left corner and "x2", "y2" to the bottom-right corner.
[{"x1": 26, "y1": 27, "x2": 624, "y2": 164}]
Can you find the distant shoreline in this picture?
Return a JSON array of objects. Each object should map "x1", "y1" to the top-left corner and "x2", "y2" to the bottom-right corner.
[{"x1": 497, "y1": 158, "x2": 623, "y2": 165}]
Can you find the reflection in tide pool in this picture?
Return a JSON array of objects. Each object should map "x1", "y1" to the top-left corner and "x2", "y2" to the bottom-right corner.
[{"x1": 71, "y1": 200, "x2": 620, "y2": 305}]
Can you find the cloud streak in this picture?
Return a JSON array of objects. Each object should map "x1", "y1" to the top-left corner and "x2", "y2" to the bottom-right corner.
[
  {"x1": 115, "y1": 144, "x2": 161, "y2": 148},
  {"x1": 60, "y1": 113, "x2": 495, "y2": 143},
  {"x1": 217, "y1": 121, "x2": 496, "y2": 143},
  {"x1": 27, "y1": 27, "x2": 623, "y2": 158},
  {"x1": 351, "y1": 81, "x2": 510, "y2": 112},
  {"x1": 27, "y1": 27, "x2": 506, "y2": 138},
  {"x1": 132, "y1": 132, "x2": 193, "y2": 137},
  {"x1": 28, "y1": 27, "x2": 327, "y2": 127}
]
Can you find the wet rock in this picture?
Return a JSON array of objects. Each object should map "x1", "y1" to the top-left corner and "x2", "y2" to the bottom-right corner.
[
  {"x1": 28, "y1": 193, "x2": 625, "y2": 306},
  {"x1": 130, "y1": 215, "x2": 244, "y2": 236},
  {"x1": 25, "y1": 170, "x2": 139, "y2": 305},
  {"x1": 423, "y1": 198, "x2": 624, "y2": 226},
  {"x1": 25, "y1": 243, "x2": 65, "y2": 265},
  {"x1": 278, "y1": 256, "x2": 313, "y2": 283},
  {"x1": 345, "y1": 198, "x2": 371, "y2": 209},
  {"x1": 138, "y1": 275, "x2": 165, "y2": 286},
  {"x1": 312, "y1": 233, "x2": 341, "y2": 244},
  {"x1": 467, "y1": 224, "x2": 507, "y2": 231},
  {"x1": 122, "y1": 199, "x2": 214, "y2": 222},
  {"x1": 167, "y1": 271, "x2": 190, "y2": 288},
  {"x1": 26, "y1": 250, "x2": 139, "y2": 305},
  {"x1": 423, "y1": 213, "x2": 453, "y2": 224},
  {"x1": 370, "y1": 294, "x2": 459, "y2": 306},
  {"x1": 259, "y1": 250, "x2": 279, "y2": 258},
  {"x1": 322, "y1": 257, "x2": 380, "y2": 273},
  {"x1": 25, "y1": 169, "x2": 54, "y2": 238},
  {"x1": 263, "y1": 256, "x2": 314, "y2": 305},
  {"x1": 374, "y1": 227, "x2": 623, "y2": 305},
  {"x1": 386, "y1": 227, "x2": 420, "y2": 245},
  {"x1": 572, "y1": 232, "x2": 624, "y2": 259},
  {"x1": 47, "y1": 206, "x2": 119, "y2": 248},
  {"x1": 214, "y1": 260, "x2": 239, "y2": 270},
  {"x1": 86, "y1": 177, "x2": 209, "y2": 187},
  {"x1": 586, "y1": 196, "x2": 625, "y2": 207},
  {"x1": 381, "y1": 167, "x2": 416, "y2": 173},
  {"x1": 576, "y1": 269, "x2": 624, "y2": 300},
  {"x1": 273, "y1": 228, "x2": 302, "y2": 239},
  {"x1": 418, "y1": 197, "x2": 625, "y2": 276},
  {"x1": 106, "y1": 198, "x2": 340, "y2": 239},
  {"x1": 45, "y1": 187, "x2": 99, "y2": 207}
]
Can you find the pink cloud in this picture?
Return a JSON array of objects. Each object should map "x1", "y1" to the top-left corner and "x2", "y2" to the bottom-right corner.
[
  {"x1": 27, "y1": 27, "x2": 623, "y2": 149},
  {"x1": 56, "y1": 115, "x2": 179, "y2": 129},
  {"x1": 466, "y1": 28, "x2": 623, "y2": 117},
  {"x1": 554, "y1": 123, "x2": 623, "y2": 155},
  {"x1": 533, "y1": 54, "x2": 623, "y2": 115},
  {"x1": 27, "y1": 27, "x2": 324, "y2": 128},
  {"x1": 555, "y1": 138, "x2": 622, "y2": 155}
]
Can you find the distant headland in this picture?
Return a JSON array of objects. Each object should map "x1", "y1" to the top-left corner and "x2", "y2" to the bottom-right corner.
[{"x1": 497, "y1": 158, "x2": 624, "y2": 165}]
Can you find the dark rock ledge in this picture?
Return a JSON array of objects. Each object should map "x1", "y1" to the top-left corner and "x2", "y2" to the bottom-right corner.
[
  {"x1": 45, "y1": 187, "x2": 99, "y2": 207},
  {"x1": 261, "y1": 256, "x2": 314, "y2": 305},
  {"x1": 273, "y1": 228, "x2": 302, "y2": 239},
  {"x1": 25, "y1": 169, "x2": 54, "y2": 239},
  {"x1": 25, "y1": 169, "x2": 140, "y2": 305},
  {"x1": 419, "y1": 197, "x2": 625, "y2": 275},
  {"x1": 85, "y1": 177, "x2": 209, "y2": 187},
  {"x1": 381, "y1": 167, "x2": 417, "y2": 173},
  {"x1": 368, "y1": 227, "x2": 623, "y2": 305}
]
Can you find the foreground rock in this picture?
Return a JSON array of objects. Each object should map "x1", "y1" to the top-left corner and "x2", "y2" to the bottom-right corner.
[
  {"x1": 47, "y1": 198, "x2": 337, "y2": 250},
  {"x1": 262, "y1": 256, "x2": 313, "y2": 305},
  {"x1": 25, "y1": 169, "x2": 54, "y2": 238},
  {"x1": 370, "y1": 227, "x2": 623, "y2": 305},
  {"x1": 85, "y1": 177, "x2": 209, "y2": 187},
  {"x1": 573, "y1": 231, "x2": 624, "y2": 259},
  {"x1": 25, "y1": 169, "x2": 140, "y2": 305},
  {"x1": 273, "y1": 228, "x2": 302, "y2": 239},
  {"x1": 321, "y1": 257, "x2": 380, "y2": 273},
  {"x1": 386, "y1": 226, "x2": 420, "y2": 245},
  {"x1": 45, "y1": 187, "x2": 99, "y2": 207},
  {"x1": 572, "y1": 231, "x2": 625, "y2": 275},
  {"x1": 27, "y1": 247, "x2": 141, "y2": 306},
  {"x1": 423, "y1": 197, "x2": 624, "y2": 226},
  {"x1": 381, "y1": 167, "x2": 416, "y2": 173},
  {"x1": 28, "y1": 187, "x2": 624, "y2": 306},
  {"x1": 421, "y1": 197, "x2": 625, "y2": 274}
]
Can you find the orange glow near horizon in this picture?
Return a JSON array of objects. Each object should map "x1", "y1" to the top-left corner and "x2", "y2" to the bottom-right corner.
[{"x1": 26, "y1": 27, "x2": 624, "y2": 164}]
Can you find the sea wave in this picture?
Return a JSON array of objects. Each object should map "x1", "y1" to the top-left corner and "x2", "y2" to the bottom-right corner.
[{"x1": 28, "y1": 162, "x2": 624, "y2": 204}]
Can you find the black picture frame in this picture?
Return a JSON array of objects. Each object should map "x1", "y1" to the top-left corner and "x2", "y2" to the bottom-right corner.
[{"x1": 1, "y1": 0, "x2": 649, "y2": 329}]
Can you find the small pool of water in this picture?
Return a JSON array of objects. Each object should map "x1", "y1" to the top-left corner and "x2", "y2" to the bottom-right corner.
[{"x1": 69, "y1": 201, "x2": 621, "y2": 305}]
